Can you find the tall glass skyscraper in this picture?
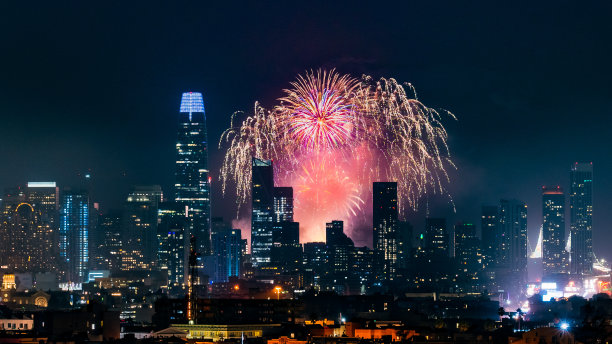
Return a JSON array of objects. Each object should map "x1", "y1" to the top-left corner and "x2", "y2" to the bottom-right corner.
[
  {"x1": 542, "y1": 186, "x2": 566, "y2": 276},
  {"x1": 497, "y1": 199, "x2": 527, "y2": 300},
  {"x1": 570, "y1": 162, "x2": 593, "y2": 275},
  {"x1": 122, "y1": 185, "x2": 163, "y2": 270},
  {"x1": 59, "y1": 190, "x2": 89, "y2": 283},
  {"x1": 251, "y1": 158, "x2": 274, "y2": 267},
  {"x1": 175, "y1": 92, "x2": 211, "y2": 256}
]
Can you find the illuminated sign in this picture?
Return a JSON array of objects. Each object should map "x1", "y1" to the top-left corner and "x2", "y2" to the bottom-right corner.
[
  {"x1": 541, "y1": 282, "x2": 557, "y2": 290},
  {"x1": 27, "y1": 182, "x2": 56, "y2": 188}
]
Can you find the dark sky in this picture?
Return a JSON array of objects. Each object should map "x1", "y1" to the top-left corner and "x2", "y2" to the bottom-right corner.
[{"x1": 1, "y1": 2, "x2": 611, "y2": 257}]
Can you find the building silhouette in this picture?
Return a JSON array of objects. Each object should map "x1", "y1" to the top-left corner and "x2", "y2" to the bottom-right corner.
[
  {"x1": 542, "y1": 186, "x2": 566, "y2": 276},
  {"x1": 569, "y1": 162, "x2": 593, "y2": 275},
  {"x1": 372, "y1": 182, "x2": 398, "y2": 280},
  {"x1": 251, "y1": 158, "x2": 274, "y2": 267}
]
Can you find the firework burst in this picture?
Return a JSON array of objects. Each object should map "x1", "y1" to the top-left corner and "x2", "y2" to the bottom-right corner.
[{"x1": 219, "y1": 69, "x2": 455, "y2": 241}]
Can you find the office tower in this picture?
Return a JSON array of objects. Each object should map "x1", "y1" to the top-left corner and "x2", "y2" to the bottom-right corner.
[
  {"x1": 59, "y1": 190, "x2": 90, "y2": 283},
  {"x1": 498, "y1": 199, "x2": 528, "y2": 298},
  {"x1": 372, "y1": 182, "x2": 398, "y2": 280},
  {"x1": 273, "y1": 187, "x2": 293, "y2": 223},
  {"x1": 481, "y1": 206, "x2": 498, "y2": 268},
  {"x1": 542, "y1": 186, "x2": 566, "y2": 276},
  {"x1": 175, "y1": 92, "x2": 211, "y2": 256},
  {"x1": 271, "y1": 222, "x2": 301, "y2": 272},
  {"x1": 396, "y1": 221, "x2": 413, "y2": 269},
  {"x1": 251, "y1": 158, "x2": 274, "y2": 267},
  {"x1": 95, "y1": 210, "x2": 122, "y2": 272},
  {"x1": 326, "y1": 220, "x2": 354, "y2": 275},
  {"x1": 158, "y1": 203, "x2": 188, "y2": 291},
  {"x1": 424, "y1": 218, "x2": 449, "y2": 259},
  {"x1": 570, "y1": 163, "x2": 593, "y2": 275},
  {"x1": 121, "y1": 185, "x2": 163, "y2": 271}
]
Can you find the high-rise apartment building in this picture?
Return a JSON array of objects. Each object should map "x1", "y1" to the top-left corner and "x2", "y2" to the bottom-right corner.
[
  {"x1": 542, "y1": 186, "x2": 566, "y2": 275},
  {"x1": 570, "y1": 162, "x2": 593, "y2": 275},
  {"x1": 175, "y1": 92, "x2": 211, "y2": 256},
  {"x1": 372, "y1": 182, "x2": 398, "y2": 280}
]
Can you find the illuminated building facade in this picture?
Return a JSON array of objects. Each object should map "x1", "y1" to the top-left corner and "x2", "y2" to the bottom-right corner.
[
  {"x1": 302, "y1": 242, "x2": 326, "y2": 287},
  {"x1": 121, "y1": 185, "x2": 162, "y2": 270},
  {"x1": 542, "y1": 186, "x2": 566, "y2": 276},
  {"x1": 372, "y1": 182, "x2": 398, "y2": 280},
  {"x1": 175, "y1": 92, "x2": 211, "y2": 256},
  {"x1": 454, "y1": 222, "x2": 483, "y2": 292},
  {"x1": 271, "y1": 222, "x2": 300, "y2": 272},
  {"x1": 208, "y1": 227, "x2": 243, "y2": 283},
  {"x1": 94, "y1": 210, "x2": 122, "y2": 271},
  {"x1": 251, "y1": 158, "x2": 274, "y2": 267},
  {"x1": 59, "y1": 189, "x2": 90, "y2": 283},
  {"x1": 326, "y1": 220, "x2": 353, "y2": 275},
  {"x1": 570, "y1": 162, "x2": 593, "y2": 275},
  {"x1": 273, "y1": 187, "x2": 293, "y2": 222},
  {"x1": 498, "y1": 199, "x2": 528, "y2": 299},
  {"x1": 424, "y1": 218, "x2": 449, "y2": 259},
  {"x1": 157, "y1": 202, "x2": 188, "y2": 290},
  {"x1": 481, "y1": 205, "x2": 498, "y2": 268}
]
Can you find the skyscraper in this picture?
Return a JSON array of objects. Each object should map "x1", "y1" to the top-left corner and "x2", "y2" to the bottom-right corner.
[
  {"x1": 251, "y1": 158, "x2": 274, "y2": 267},
  {"x1": 121, "y1": 185, "x2": 163, "y2": 271},
  {"x1": 542, "y1": 186, "x2": 566, "y2": 276},
  {"x1": 498, "y1": 199, "x2": 528, "y2": 299},
  {"x1": 157, "y1": 202, "x2": 189, "y2": 291},
  {"x1": 454, "y1": 222, "x2": 482, "y2": 292},
  {"x1": 0, "y1": 185, "x2": 58, "y2": 273},
  {"x1": 94, "y1": 210, "x2": 122, "y2": 272},
  {"x1": 570, "y1": 162, "x2": 593, "y2": 275},
  {"x1": 372, "y1": 182, "x2": 398, "y2": 280},
  {"x1": 59, "y1": 190, "x2": 90, "y2": 283},
  {"x1": 481, "y1": 206, "x2": 498, "y2": 268},
  {"x1": 175, "y1": 92, "x2": 211, "y2": 256}
]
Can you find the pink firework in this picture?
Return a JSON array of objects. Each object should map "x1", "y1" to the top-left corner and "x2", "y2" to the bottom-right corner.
[{"x1": 277, "y1": 69, "x2": 358, "y2": 151}]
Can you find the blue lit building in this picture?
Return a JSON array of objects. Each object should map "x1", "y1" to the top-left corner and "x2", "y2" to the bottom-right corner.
[
  {"x1": 175, "y1": 92, "x2": 211, "y2": 256},
  {"x1": 59, "y1": 190, "x2": 89, "y2": 283}
]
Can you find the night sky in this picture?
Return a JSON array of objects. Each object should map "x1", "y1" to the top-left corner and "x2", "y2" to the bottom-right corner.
[{"x1": 1, "y1": 2, "x2": 611, "y2": 257}]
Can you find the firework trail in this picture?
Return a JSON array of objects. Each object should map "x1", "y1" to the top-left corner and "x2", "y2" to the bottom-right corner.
[{"x1": 219, "y1": 69, "x2": 455, "y2": 242}]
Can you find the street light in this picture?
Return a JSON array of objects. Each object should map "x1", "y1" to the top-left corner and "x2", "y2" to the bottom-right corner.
[{"x1": 275, "y1": 286, "x2": 282, "y2": 300}]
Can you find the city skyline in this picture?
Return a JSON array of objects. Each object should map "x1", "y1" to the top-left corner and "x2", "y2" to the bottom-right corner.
[{"x1": 2, "y1": 3, "x2": 611, "y2": 258}]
